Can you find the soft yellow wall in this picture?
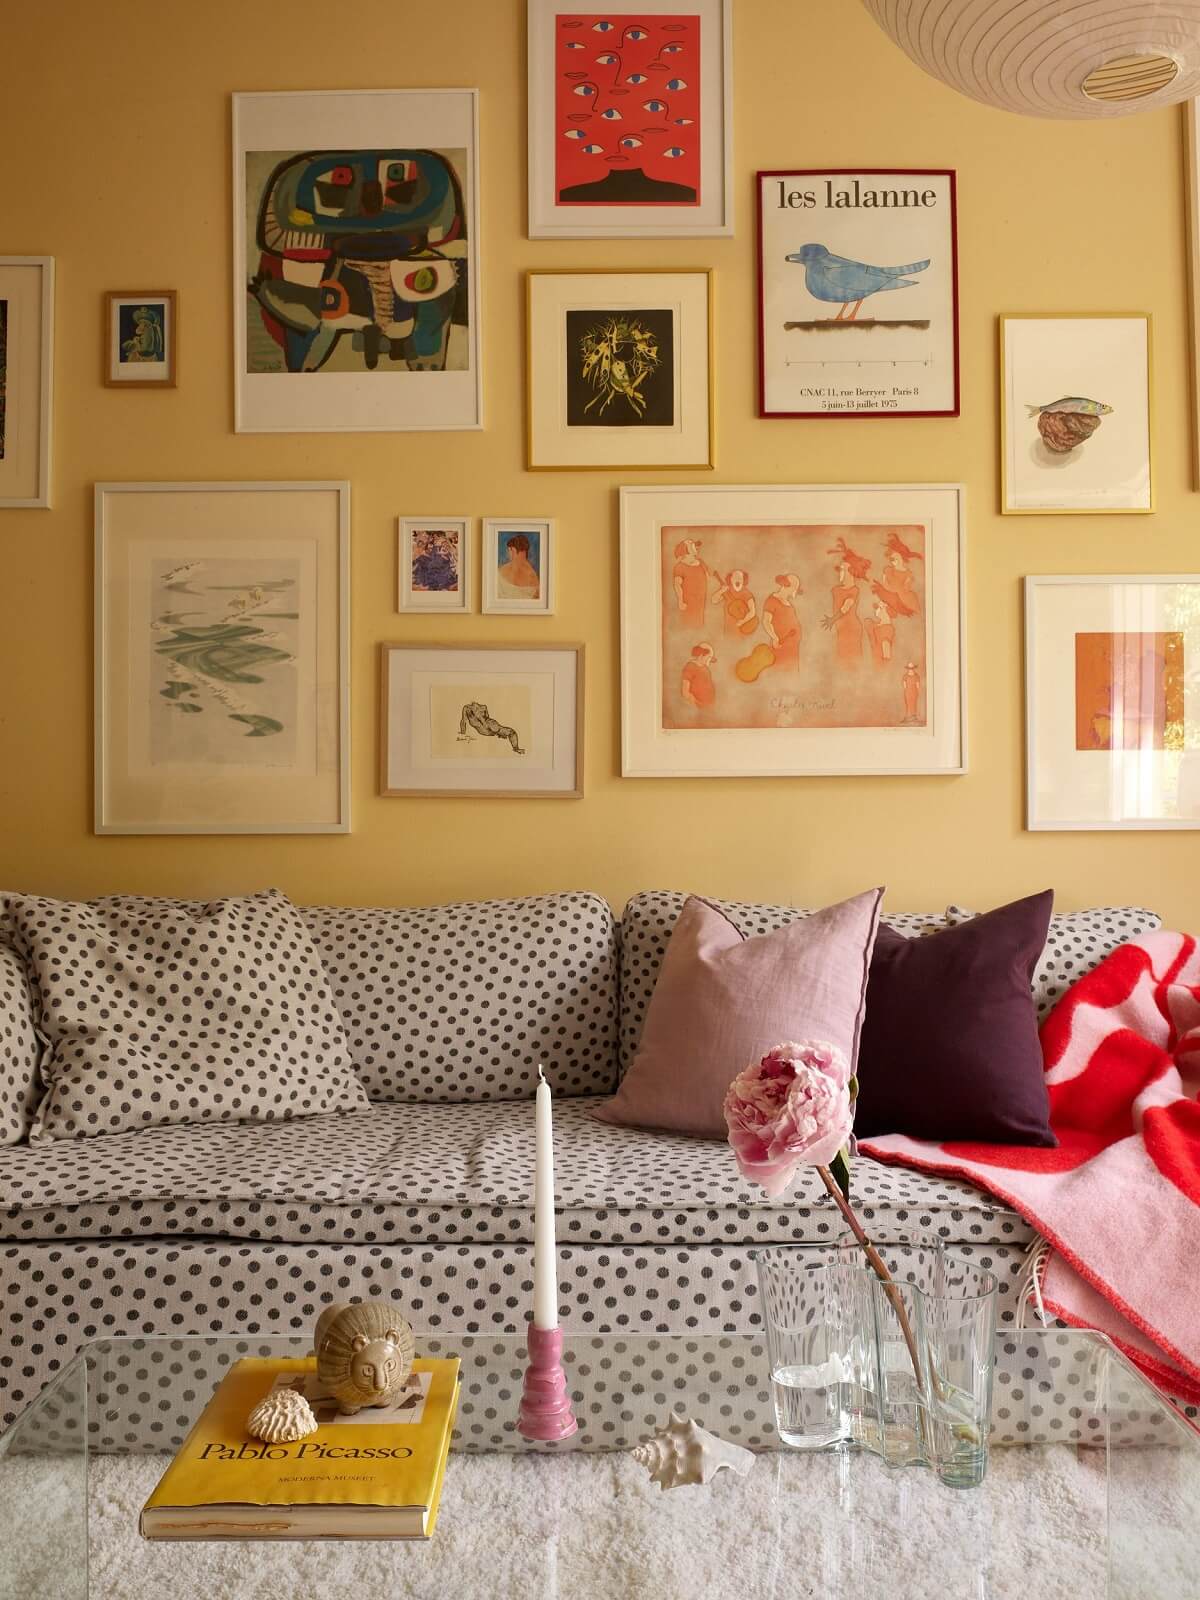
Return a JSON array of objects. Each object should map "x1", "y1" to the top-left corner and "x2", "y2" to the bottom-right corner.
[{"x1": 2, "y1": 0, "x2": 1198, "y2": 925}]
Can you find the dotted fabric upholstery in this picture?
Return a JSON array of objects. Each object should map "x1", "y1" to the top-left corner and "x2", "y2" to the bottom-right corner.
[
  {"x1": 301, "y1": 893, "x2": 619, "y2": 1102},
  {"x1": 5, "y1": 889, "x2": 367, "y2": 1143},
  {"x1": 618, "y1": 892, "x2": 952, "y2": 1076},
  {"x1": 0, "y1": 940, "x2": 42, "y2": 1147}
]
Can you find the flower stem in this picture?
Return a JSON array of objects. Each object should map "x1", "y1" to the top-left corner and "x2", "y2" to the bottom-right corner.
[{"x1": 816, "y1": 1162, "x2": 926, "y2": 1396}]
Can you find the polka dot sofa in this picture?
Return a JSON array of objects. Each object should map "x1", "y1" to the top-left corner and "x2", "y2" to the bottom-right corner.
[{"x1": 0, "y1": 890, "x2": 1162, "y2": 1432}]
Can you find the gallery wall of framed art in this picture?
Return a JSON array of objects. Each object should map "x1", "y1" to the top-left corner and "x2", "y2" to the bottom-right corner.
[{"x1": 3, "y1": 0, "x2": 1199, "y2": 925}]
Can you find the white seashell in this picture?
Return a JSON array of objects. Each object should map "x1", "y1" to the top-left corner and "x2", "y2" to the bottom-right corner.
[
  {"x1": 630, "y1": 1414, "x2": 754, "y2": 1490},
  {"x1": 247, "y1": 1386, "x2": 319, "y2": 1444}
]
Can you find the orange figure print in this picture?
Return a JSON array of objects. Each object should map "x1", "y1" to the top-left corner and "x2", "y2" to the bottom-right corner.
[
  {"x1": 761, "y1": 574, "x2": 803, "y2": 668},
  {"x1": 672, "y1": 538, "x2": 711, "y2": 629},
  {"x1": 866, "y1": 597, "x2": 896, "y2": 666},
  {"x1": 901, "y1": 661, "x2": 922, "y2": 724},
  {"x1": 822, "y1": 539, "x2": 870, "y2": 664},
  {"x1": 681, "y1": 643, "x2": 717, "y2": 709},
  {"x1": 713, "y1": 569, "x2": 758, "y2": 637},
  {"x1": 871, "y1": 530, "x2": 922, "y2": 619},
  {"x1": 1074, "y1": 632, "x2": 1185, "y2": 751}
]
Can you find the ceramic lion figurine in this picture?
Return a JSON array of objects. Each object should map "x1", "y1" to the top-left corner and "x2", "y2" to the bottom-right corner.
[{"x1": 313, "y1": 1301, "x2": 416, "y2": 1414}]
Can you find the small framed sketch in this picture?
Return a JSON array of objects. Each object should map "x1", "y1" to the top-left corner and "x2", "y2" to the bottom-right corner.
[
  {"x1": 105, "y1": 292, "x2": 177, "y2": 387},
  {"x1": 398, "y1": 517, "x2": 473, "y2": 613},
  {"x1": 620, "y1": 481, "x2": 966, "y2": 778},
  {"x1": 527, "y1": 269, "x2": 713, "y2": 469},
  {"x1": 757, "y1": 170, "x2": 959, "y2": 418},
  {"x1": 95, "y1": 481, "x2": 350, "y2": 834},
  {"x1": 233, "y1": 89, "x2": 481, "y2": 433},
  {"x1": 380, "y1": 642, "x2": 584, "y2": 798},
  {"x1": 1000, "y1": 314, "x2": 1152, "y2": 514},
  {"x1": 0, "y1": 256, "x2": 53, "y2": 508},
  {"x1": 527, "y1": 0, "x2": 733, "y2": 239},
  {"x1": 482, "y1": 518, "x2": 556, "y2": 614},
  {"x1": 1026, "y1": 574, "x2": 1200, "y2": 831}
]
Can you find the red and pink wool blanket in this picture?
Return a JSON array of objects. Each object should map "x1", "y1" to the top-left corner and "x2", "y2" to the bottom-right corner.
[{"x1": 860, "y1": 931, "x2": 1200, "y2": 1405}]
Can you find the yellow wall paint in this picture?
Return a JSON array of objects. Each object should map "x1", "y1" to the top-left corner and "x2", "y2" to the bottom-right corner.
[{"x1": 1, "y1": 0, "x2": 1198, "y2": 925}]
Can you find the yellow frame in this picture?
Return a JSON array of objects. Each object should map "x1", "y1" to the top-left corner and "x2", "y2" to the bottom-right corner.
[
  {"x1": 998, "y1": 312, "x2": 1154, "y2": 516},
  {"x1": 525, "y1": 267, "x2": 715, "y2": 472}
]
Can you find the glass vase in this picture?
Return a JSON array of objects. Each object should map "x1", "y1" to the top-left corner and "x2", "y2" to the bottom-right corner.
[{"x1": 756, "y1": 1237, "x2": 998, "y2": 1488}]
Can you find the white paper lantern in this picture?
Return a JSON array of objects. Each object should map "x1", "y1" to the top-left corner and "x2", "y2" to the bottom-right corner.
[{"x1": 861, "y1": 1, "x2": 1200, "y2": 119}]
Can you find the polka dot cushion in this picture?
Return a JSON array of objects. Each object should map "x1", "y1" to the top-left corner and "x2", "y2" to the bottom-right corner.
[
  {"x1": 5, "y1": 889, "x2": 367, "y2": 1143},
  {"x1": 0, "y1": 940, "x2": 42, "y2": 1146},
  {"x1": 619, "y1": 892, "x2": 953, "y2": 1076},
  {"x1": 301, "y1": 893, "x2": 619, "y2": 1103},
  {"x1": 944, "y1": 904, "x2": 1162, "y2": 1022}
]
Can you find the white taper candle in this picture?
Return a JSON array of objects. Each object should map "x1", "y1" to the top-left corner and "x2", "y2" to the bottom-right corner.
[{"x1": 533, "y1": 1063, "x2": 558, "y2": 1330}]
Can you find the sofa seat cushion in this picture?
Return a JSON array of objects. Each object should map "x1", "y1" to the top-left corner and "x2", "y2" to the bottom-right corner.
[{"x1": 0, "y1": 1098, "x2": 1032, "y2": 1250}]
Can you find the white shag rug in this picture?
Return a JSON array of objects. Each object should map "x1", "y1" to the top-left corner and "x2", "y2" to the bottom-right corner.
[{"x1": 0, "y1": 1444, "x2": 1192, "y2": 1599}]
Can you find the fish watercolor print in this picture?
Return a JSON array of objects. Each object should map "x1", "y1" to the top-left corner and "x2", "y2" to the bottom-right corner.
[
  {"x1": 660, "y1": 522, "x2": 928, "y2": 731},
  {"x1": 757, "y1": 170, "x2": 959, "y2": 418},
  {"x1": 1001, "y1": 315, "x2": 1152, "y2": 514},
  {"x1": 150, "y1": 557, "x2": 301, "y2": 767},
  {"x1": 555, "y1": 13, "x2": 701, "y2": 206}
]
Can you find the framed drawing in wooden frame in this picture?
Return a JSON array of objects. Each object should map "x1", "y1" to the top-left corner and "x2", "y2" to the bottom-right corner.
[
  {"x1": 95, "y1": 481, "x2": 350, "y2": 834},
  {"x1": 105, "y1": 291, "x2": 177, "y2": 387},
  {"x1": 527, "y1": 0, "x2": 733, "y2": 239},
  {"x1": 620, "y1": 482, "x2": 966, "y2": 777},
  {"x1": 380, "y1": 642, "x2": 584, "y2": 798},
  {"x1": 756, "y1": 170, "x2": 958, "y2": 418},
  {"x1": 0, "y1": 256, "x2": 53, "y2": 508},
  {"x1": 1025, "y1": 573, "x2": 1200, "y2": 831}
]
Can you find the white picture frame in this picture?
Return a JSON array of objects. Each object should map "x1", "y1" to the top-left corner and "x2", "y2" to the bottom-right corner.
[
  {"x1": 526, "y1": 268, "x2": 713, "y2": 470},
  {"x1": 380, "y1": 642, "x2": 584, "y2": 798},
  {"x1": 999, "y1": 314, "x2": 1153, "y2": 515},
  {"x1": 1025, "y1": 573, "x2": 1200, "y2": 831},
  {"x1": 620, "y1": 482, "x2": 966, "y2": 777},
  {"x1": 527, "y1": 0, "x2": 733, "y2": 239},
  {"x1": 398, "y1": 516, "x2": 473, "y2": 613},
  {"x1": 482, "y1": 518, "x2": 556, "y2": 615},
  {"x1": 232, "y1": 89, "x2": 482, "y2": 433},
  {"x1": 95, "y1": 481, "x2": 350, "y2": 835},
  {"x1": 1185, "y1": 101, "x2": 1200, "y2": 489},
  {"x1": 0, "y1": 256, "x2": 53, "y2": 509}
]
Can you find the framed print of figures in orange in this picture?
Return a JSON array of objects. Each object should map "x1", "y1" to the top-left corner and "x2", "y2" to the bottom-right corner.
[
  {"x1": 1026, "y1": 575, "x2": 1200, "y2": 830},
  {"x1": 620, "y1": 483, "x2": 965, "y2": 777}
]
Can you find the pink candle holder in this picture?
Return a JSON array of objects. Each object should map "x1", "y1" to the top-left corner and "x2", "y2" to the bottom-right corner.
[{"x1": 517, "y1": 1321, "x2": 578, "y2": 1442}]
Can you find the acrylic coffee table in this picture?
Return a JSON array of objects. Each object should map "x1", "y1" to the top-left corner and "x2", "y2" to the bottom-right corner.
[{"x1": 0, "y1": 1328, "x2": 1197, "y2": 1599}]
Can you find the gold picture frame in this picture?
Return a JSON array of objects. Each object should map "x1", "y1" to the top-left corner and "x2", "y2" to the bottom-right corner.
[
  {"x1": 104, "y1": 291, "x2": 177, "y2": 388},
  {"x1": 999, "y1": 312, "x2": 1153, "y2": 516},
  {"x1": 526, "y1": 267, "x2": 714, "y2": 471},
  {"x1": 380, "y1": 642, "x2": 584, "y2": 799}
]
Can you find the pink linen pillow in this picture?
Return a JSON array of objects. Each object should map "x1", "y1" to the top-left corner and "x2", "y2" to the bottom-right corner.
[{"x1": 593, "y1": 888, "x2": 883, "y2": 1138}]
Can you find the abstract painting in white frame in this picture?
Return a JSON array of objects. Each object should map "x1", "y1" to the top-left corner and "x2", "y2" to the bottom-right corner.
[
  {"x1": 95, "y1": 481, "x2": 350, "y2": 834},
  {"x1": 482, "y1": 518, "x2": 556, "y2": 615},
  {"x1": 527, "y1": 0, "x2": 733, "y2": 239},
  {"x1": 0, "y1": 256, "x2": 53, "y2": 508},
  {"x1": 620, "y1": 482, "x2": 966, "y2": 777},
  {"x1": 233, "y1": 90, "x2": 481, "y2": 433},
  {"x1": 398, "y1": 516, "x2": 473, "y2": 613},
  {"x1": 1025, "y1": 574, "x2": 1200, "y2": 831}
]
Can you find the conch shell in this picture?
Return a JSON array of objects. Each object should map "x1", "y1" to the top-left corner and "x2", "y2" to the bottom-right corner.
[
  {"x1": 630, "y1": 1415, "x2": 754, "y2": 1490},
  {"x1": 247, "y1": 1385, "x2": 319, "y2": 1444}
]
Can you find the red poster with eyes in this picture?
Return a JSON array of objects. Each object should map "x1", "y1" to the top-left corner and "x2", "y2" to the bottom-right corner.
[{"x1": 555, "y1": 13, "x2": 702, "y2": 205}]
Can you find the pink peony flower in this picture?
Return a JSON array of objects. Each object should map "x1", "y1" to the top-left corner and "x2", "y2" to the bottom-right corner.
[{"x1": 723, "y1": 1039, "x2": 852, "y2": 1198}]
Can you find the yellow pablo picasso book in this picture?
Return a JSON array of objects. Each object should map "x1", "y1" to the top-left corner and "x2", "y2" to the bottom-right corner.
[{"x1": 140, "y1": 1356, "x2": 460, "y2": 1541}]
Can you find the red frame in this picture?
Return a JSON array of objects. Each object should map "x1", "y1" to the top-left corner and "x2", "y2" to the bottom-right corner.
[{"x1": 755, "y1": 168, "x2": 960, "y2": 420}]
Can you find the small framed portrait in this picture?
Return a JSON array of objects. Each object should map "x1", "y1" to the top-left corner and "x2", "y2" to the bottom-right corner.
[
  {"x1": 526, "y1": 268, "x2": 713, "y2": 470},
  {"x1": 482, "y1": 518, "x2": 556, "y2": 615},
  {"x1": 398, "y1": 517, "x2": 473, "y2": 613},
  {"x1": 380, "y1": 642, "x2": 584, "y2": 798},
  {"x1": 1000, "y1": 314, "x2": 1152, "y2": 514},
  {"x1": 105, "y1": 292, "x2": 177, "y2": 387},
  {"x1": 1025, "y1": 574, "x2": 1200, "y2": 830}
]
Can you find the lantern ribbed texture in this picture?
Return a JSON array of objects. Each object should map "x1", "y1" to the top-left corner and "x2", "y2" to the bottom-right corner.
[{"x1": 860, "y1": 0, "x2": 1200, "y2": 118}]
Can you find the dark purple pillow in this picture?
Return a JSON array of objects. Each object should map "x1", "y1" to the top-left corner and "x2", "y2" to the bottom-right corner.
[{"x1": 854, "y1": 890, "x2": 1057, "y2": 1145}]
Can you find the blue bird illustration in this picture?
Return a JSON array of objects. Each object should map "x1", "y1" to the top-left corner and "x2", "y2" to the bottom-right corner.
[{"x1": 785, "y1": 243, "x2": 930, "y2": 322}]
